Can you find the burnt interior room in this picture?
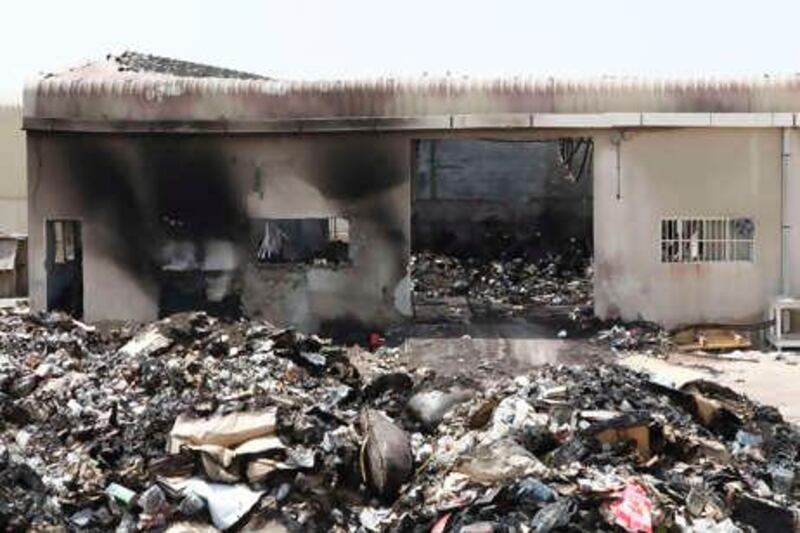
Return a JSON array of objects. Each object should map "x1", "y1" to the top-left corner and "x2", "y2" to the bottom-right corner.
[{"x1": 410, "y1": 138, "x2": 594, "y2": 332}]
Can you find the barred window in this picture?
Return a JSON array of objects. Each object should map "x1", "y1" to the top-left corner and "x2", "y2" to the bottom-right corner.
[{"x1": 661, "y1": 217, "x2": 754, "y2": 263}]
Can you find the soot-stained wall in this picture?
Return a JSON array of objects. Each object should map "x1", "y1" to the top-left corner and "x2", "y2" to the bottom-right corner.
[
  {"x1": 413, "y1": 139, "x2": 592, "y2": 254},
  {"x1": 27, "y1": 132, "x2": 412, "y2": 330}
]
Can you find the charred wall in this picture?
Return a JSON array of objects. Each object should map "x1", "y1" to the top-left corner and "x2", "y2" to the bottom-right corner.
[
  {"x1": 27, "y1": 132, "x2": 412, "y2": 329},
  {"x1": 413, "y1": 139, "x2": 592, "y2": 256},
  {"x1": 27, "y1": 125, "x2": 792, "y2": 331}
]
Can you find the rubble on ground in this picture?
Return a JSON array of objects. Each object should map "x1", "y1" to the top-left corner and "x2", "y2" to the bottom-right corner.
[
  {"x1": 592, "y1": 322, "x2": 672, "y2": 354},
  {"x1": 411, "y1": 246, "x2": 672, "y2": 353},
  {"x1": 1, "y1": 308, "x2": 798, "y2": 531},
  {"x1": 411, "y1": 241, "x2": 593, "y2": 316}
]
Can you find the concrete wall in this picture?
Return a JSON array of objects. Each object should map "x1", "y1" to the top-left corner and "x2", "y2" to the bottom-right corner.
[
  {"x1": 413, "y1": 139, "x2": 592, "y2": 252},
  {"x1": 27, "y1": 133, "x2": 410, "y2": 330},
  {"x1": 240, "y1": 135, "x2": 411, "y2": 331},
  {"x1": 27, "y1": 125, "x2": 791, "y2": 331},
  {"x1": 594, "y1": 129, "x2": 782, "y2": 328},
  {"x1": 784, "y1": 130, "x2": 800, "y2": 298},
  {"x1": 0, "y1": 106, "x2": 26, "y2": 234}
]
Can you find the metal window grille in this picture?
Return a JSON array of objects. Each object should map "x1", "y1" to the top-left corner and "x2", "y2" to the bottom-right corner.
[{"x1": 660, "y1": 217, "x2": 754, "y2": 263}]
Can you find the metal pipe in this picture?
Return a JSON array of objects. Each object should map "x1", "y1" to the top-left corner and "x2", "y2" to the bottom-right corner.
[{"x1": 611, "y1": 131, "x2": 623, "y2": 200}]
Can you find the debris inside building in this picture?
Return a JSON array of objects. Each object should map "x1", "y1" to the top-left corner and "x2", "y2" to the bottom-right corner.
[{"x1": 1, "y1": 51, "x2": 798, "y2": 531}]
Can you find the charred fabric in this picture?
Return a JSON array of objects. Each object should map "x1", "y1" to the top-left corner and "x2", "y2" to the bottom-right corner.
[{"x1": 1, "y1": 308, "x2": 798, "y2": 532}]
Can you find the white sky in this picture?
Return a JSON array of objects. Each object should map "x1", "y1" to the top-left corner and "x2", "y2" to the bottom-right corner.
[{"x1": 2, "y1": 0, "x2": 800, "y2": 103}]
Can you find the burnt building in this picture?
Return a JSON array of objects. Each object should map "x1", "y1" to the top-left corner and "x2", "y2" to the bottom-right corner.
[
  {"x1": 24, "y1": 53, "x2": 413, "y2": 331},
  {"x1": 22, "y1": 52, "x2": 800, "y2": 336}
]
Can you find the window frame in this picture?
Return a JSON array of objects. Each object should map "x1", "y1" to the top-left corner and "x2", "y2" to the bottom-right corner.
[
  {"x1": 660, "y1": 216, "x2": 755, "y2": 264},
  {"x1": 255, "y1": 216, "x2": 352, "y2": 266}
]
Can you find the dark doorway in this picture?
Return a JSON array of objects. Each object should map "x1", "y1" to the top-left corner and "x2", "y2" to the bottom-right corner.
[
  {"x1": 46, "y1": 220, "x2": 84, "y2": 317},
  {"x1": 410, "y1": 138, "x2": 594, "y2": 327}
]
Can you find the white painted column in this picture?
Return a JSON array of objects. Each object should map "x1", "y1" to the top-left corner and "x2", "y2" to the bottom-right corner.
[
  {"x1": 782, "y1": 128, "x2": 791, "y2": 296},
  {"x1": 786, "y1": 129, "x2": 800, "y2": 296}
]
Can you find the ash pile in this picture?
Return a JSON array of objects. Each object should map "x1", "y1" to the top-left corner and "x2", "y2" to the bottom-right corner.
[
  {"x1": 411, "y1": 239, "x2": 593, "y2": 319},
  {"x1": 1, "y1": 310, "x2": 799, "y2": 532}
]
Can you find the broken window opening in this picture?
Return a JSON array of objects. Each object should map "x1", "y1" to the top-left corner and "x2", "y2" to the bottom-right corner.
[
  {"x1": 63, "y1": 222, "x2": 76, "y2": 262},
  {"x1": 53, "y1": 221, "x2": 65, "y2": 264},
  {"x1": 254, "y1": 217, "x2": 351, "y2": 266},
  {"x1": 660, "y1": 217, "x2": 754, "y2": 263},
  {"x1": 557, "y1": 138, "x2": 593, "y2": 183}
]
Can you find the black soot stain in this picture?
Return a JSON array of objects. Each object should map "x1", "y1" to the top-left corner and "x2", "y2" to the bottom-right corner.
[{"x1": 62, "y1": 135, "x2": 248, "y2": 283}]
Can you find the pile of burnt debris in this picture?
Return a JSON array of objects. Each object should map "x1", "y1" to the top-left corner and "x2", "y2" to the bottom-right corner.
[
  {"x1": 411, "y1": 240, "x2": 592, "y2": 315},
  {"x1": 410, "y1": 244, "x2": 671, "y2": 352},
  {"x1": 593, "y1": 322, "x2": 672, "y2": 354},
  {"x1": 1, "y1": 309, "x2": 798, "y2": 532}
]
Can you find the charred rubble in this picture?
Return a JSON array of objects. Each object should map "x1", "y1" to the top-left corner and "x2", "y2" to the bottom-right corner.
[
  {"x1": 410, "y1": 243, "x2": 671, "y2": 353},
  {"x1": 411, "y1": 240, "x2": 593, "y2": 317},
  {"x1": 0, "y1": 308, "x2": 798, "y2": 532}
]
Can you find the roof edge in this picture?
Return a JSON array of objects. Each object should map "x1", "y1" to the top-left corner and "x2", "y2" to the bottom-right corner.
[{"x1": 22, "y1": 112, "x2": 799, "y2": 134}]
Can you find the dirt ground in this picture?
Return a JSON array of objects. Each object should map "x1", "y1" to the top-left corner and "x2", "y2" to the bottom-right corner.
[
  {"x1": 663, "y1": 351, "x2": 800, "y2": 424},
  {"x1": 621, "y1": 351, "x2": 800, "y2": 424}
]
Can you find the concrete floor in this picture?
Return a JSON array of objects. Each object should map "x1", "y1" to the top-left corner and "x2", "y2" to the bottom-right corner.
[
  {"x1": 392, "y1": 312, "x2": 608, "y2": 381},
  {"x1": 397, "y1": 328, "x2": 602, "y2": 380}
]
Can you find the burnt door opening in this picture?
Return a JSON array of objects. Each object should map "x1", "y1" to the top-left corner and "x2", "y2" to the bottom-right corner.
[
  {"x1": 46, "y1": 220, "x2": 84, "y2": 317},
  {"x1": 410, "y1": 138, "x2": 594, "y2": 327}
]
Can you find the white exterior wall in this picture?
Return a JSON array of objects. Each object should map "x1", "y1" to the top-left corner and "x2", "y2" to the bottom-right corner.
[
  {"x1": 26, "y1": 136, "x2": 159, "y2": 321},
  {"x1": 785, "y1": 130, "x2": 800, "y2": 297},
  {"x1": 239, "y1": 135, "x2": 412, "y2": 331},
  {"x1": 594, "y1": 129, "x2": 782, "y2": 328}
]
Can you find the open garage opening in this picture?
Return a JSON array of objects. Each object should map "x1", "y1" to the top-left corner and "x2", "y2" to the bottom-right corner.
[{"x1": 409, "y1": 137, "x2": 595, "y2": 339}]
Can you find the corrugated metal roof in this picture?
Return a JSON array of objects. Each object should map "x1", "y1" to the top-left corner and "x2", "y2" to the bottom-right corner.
[
  {"x1": 31, "y1": 70, "x2": 800, "y2": 98},
  {"x1": 23, "y1": 53, "x2": 800, "y2": 125}
]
